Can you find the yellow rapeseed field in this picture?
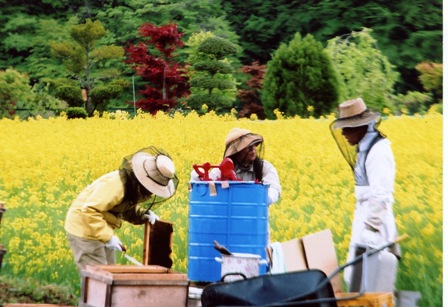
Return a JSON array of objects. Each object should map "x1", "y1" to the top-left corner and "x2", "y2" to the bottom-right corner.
[{"x1": 0, "y1": 110, "x2": 442, "y2": 306}]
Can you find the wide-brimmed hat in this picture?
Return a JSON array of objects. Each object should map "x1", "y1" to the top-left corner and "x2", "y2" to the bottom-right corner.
[
  {"x1": 224, "y1": 128, "x2": 263, "y2": 158},
  {"x1": 132, "y1": 152, "x2": 176, "y2": 198},
  {"x1": 333, "y1": 98, "x2": 380, "y2": 129}
]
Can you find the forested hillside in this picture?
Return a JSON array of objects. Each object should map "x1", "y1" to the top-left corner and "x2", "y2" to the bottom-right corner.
[{"x1": 0, "y1": 0, "x2": 442, "y2": 118}]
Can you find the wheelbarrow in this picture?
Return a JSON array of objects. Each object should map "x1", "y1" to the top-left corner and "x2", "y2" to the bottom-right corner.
[{"x1": 201, "y1": 234, "x2": 408, "y2": 307}]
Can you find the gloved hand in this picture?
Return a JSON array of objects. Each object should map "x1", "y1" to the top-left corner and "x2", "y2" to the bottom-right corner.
[
  {"x1": 105, "y1": 235, "x2": 125, "y2": 251},
  {"x1": 360, "y1": 228, "x2": 385, "y2": 248},
  {"x1": 143, "y1": 210, "x2": 159, "y2": 225}
]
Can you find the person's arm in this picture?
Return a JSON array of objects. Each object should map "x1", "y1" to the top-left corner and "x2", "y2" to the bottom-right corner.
[
  {"x1": 78, "y1": 171, "x2": 125, "y2": 243},
  {"x1": 190, "y1": 169, "x2": 200, "y2": 181},
  {"x1": 121, "y1": 205, "x2": 148, "y2": 225},
  {"x1": 262, "y1": 161, "x2": 281, "y2": 205},
  {"x1": 364, "y1": 140, "x2": 395, "y2": 230}
]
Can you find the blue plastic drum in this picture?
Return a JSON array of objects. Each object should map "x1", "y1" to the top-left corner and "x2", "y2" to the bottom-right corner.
[{"x1": 187, "y1": 181, "x2": 269, "y2": 282}]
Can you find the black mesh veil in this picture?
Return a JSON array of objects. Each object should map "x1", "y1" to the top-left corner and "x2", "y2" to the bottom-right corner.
[
  {"x1": 329, "y1": 118, "x2": 382, "y2": 170},
  {"x1": 329, "y1": 120, "x2": 357, "y2": 170},
  {"x1": 225, "y1": 135, "x2": 265, "y2": 182},
  {"x1": 119, "y1": 146, "x2": 179, "y2": 211}
]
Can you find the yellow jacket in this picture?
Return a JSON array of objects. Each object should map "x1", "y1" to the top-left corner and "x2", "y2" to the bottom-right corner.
[{"x1": 64, "y1": 170, "x2": 146, "y2": 243}]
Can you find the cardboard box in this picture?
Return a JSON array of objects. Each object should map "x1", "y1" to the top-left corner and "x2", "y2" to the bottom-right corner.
[
  {"x1": 80, "y1": 265, "x2": 188, "y2": 307},
  {"x1": 267, "y1": 229, "x2": 344, "y2": 293},
  {"x1": 335, "y1": 292, "x2": 394, "y2": 307}
]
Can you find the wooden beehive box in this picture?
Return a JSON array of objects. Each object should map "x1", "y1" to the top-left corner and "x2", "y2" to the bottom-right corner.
[{"x1": 80, "y1": 265, "x2": 188, "y2": 307}]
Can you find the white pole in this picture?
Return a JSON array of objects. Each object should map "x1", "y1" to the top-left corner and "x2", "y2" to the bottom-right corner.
[{"x1": 132, "y1": 75, "x2": 136, "y2": 116}]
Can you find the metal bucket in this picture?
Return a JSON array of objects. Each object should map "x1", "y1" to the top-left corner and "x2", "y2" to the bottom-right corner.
[{"x1": 215, "y1": 253, "x2": 267, "y2": 282}]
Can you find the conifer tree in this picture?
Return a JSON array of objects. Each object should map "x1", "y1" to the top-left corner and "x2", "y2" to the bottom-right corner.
[
  {"x1": 262, "y1": 33, "x2": 339, "y2": 119},
  {"x1": 51, "y1": 19, "x2": 127, "y2": 116},
  {"x1": 187, "y1": 35, "x2": 238, "y2": 114}
]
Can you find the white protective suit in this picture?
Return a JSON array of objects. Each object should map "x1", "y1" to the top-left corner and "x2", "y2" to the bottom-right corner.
[{"x1": 344, "y1": 132, "x2": 400, "y2": 291}]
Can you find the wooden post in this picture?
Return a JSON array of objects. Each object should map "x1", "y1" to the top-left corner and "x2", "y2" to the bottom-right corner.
[
  {"x1": 0, "y1": 202, "x2": 5, "y2": 226},
  {"x1": 0, "y1": 202, "x2": 6, "y2": 271},
  {"x1": 143, "y1": 221, "x2": 151, "y2": 265}
]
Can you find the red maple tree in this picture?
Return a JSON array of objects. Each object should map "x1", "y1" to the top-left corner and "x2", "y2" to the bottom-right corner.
[
  {"x1": 237, "y1": 61, "x2": 267, "y2": 119},
  {"x1": 125, "y1": 23, "x2": 190, "y2": 114}
]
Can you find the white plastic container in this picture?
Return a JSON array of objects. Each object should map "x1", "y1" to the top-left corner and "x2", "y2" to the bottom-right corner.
[{"x1": 215, "y1": 253, "x2": 267, "y2": 282}]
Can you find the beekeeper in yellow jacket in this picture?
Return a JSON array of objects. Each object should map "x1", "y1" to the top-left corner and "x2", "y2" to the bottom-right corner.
[{"x1": 64, "y1": 146, "x2": 178, "y2": 272}]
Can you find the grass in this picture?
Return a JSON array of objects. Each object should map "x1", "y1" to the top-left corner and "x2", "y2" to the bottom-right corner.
[{"x1": 0, "y1": 275, "x2": 78, "y2": 306}]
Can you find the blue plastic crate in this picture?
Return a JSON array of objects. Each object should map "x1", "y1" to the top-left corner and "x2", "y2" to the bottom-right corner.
[{"x1": 187, "y1": 181, "x2": 269, "y2": 282}]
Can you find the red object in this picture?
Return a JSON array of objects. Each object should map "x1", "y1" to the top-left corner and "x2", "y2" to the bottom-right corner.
[
  {"x1": 217, "y1": 158, "x2": 240, "y2": 181},
  {"x1": 193, "y1": 158, "x2": 241, "y2": 181},
  {"x1": 193, "y1": 162, "x2": 215, "y2": 181},
  {"x1": 125, "y1": 23, "x2": 190, "y2": 114}
]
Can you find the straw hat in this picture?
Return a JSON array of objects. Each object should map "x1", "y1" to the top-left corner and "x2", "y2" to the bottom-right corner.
[
  {"x1": 333, "y1": 98, "x2": 380, "y2": 129},
  {"x1": 131, "y1": 152, "x2": 176, "y2": 198},
  {"x1": 224, "y1": 128, "x2": 263, "y2": 158}
]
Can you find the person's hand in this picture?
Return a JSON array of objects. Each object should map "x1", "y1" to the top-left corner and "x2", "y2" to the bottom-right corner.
[
  {"x1": 105, "y1": 235, "x2": 125, "y2": 251},
  {"x1": 143, "y1": 210, "x2": 159, "y2": 225},
  {"x1": 360, "y1": 229, "x2": 385, "y2": 248}
]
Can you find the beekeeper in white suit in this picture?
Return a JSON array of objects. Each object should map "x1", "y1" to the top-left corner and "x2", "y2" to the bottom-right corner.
[{"x1": 330, "y1": 98, "x2": 401, "y2": 292}]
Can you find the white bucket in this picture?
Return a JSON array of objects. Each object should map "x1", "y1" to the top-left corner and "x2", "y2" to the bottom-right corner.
[{"x1": 215, "y1": 253, "x2": 267, "y2": 282}]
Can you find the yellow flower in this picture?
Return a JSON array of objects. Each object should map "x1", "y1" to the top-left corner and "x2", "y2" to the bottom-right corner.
[{"x1": 0, "y1": 112, "x2": 442, "y2": 305}]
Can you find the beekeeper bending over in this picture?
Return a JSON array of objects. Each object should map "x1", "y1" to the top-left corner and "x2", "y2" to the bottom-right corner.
[
  {"x1": 330, "y1": 98, "x2": 401, "y2": 291},
  {"x1": 192, "y1": 127, "x2": 281, "y2": 205},
  {"x1": 65, "y1": 146, "x2": 178, "y2": 273}
]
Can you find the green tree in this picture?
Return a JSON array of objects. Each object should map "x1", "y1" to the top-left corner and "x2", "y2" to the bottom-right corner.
[
  {"x1": 187, "y1": 34, "x2": 238, "y2": 113},
  {"x1": 0, "y1": 68, "x2": 66, "y2": 119},
  {"x1": 262, "y1": 33, "x2": 339, "y2": 119},
  {"x1": 222, "y1": 0, "x2": 288, "y2": 64},
  {"x1": 415, "y1": 61, "x2": 443, "y2": 104},
  {"x1": 392, "y1": 91, "x2": 432, "y2": 115},
  {"x1": 222, "y1": 0, "x2": 442, "y2": 94},
  {"x1": 50, "y1": 19, "x2": 127, "y2": 116},
  {"x1": 54, "y1": 85, "x2": 84, "y2": 107},
  {"x1": 1, "y1": 16, "x2": 77, "y2": 83},
  {"x1": 25, "y1": 18, "x2": 78, "y2": 81},
  {"x1": 25, "y1": 81, "x2": 68, "y2": 118},
  {"x1": 0, "y1": 68, "x2": 34, "y2": 118},
  {"x1": 325, "y1": 28, "x2": 398, "y2": 113},
  {"x1": 0, "y1": 0, "x2": 83, "y2": 71},
  {"x1": 97, "y1": 0, "x2": 241, "y2": 63}
]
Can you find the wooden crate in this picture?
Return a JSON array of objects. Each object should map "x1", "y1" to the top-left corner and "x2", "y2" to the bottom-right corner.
[
  {"x1": 336, "y1": 292, "x2": 394, "y2": 307},
  {"x1": 80, "y1": 265, "x2": 188, "y2": 307},
  {"x1": 4, "y1": 305, "x2": 73, "y2": 307}
]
